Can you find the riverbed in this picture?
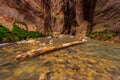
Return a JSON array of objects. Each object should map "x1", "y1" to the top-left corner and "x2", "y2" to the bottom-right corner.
[{"x1": 0, "y1": 38, "x2": 120, "y2": 80}]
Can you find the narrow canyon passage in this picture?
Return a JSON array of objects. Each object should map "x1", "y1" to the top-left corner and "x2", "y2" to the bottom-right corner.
[{"x1": 0, "y1": 0, "x2": 120, "y2": 79}]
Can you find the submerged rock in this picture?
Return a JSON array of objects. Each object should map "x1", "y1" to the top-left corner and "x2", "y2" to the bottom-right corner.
[{"x1": 0, "y1": 62, "x2": 12, "y2": 67}]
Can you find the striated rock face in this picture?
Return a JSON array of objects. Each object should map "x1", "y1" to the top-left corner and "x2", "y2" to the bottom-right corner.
[
  {"x1": 0, "y1": 0, "x2": 44, "y2": 31},
  {"x1": 93, "y1": 0, "x2": 120, "y2": 30},
  {"x1": 0, "y1": 0, "x2": 85, "y2": 35},
  {"x1": 93, "y1": 0, "x2": 120, "y2": 41},
  {"x1": 0, "y1": 0, "x2": 120, "y2": 39},
  {"x1": 0, "y1": 15, "x2": 15, "y2": 30}
]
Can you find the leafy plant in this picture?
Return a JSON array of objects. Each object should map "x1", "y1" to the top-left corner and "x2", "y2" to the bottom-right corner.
[
  {"x1": 0, "y1": 23, "x2": 46, "y2": 43},
  {"x1": 28, "y1": 31, "x2": 43, "y2": 38},
  {"x1": 96, "y1": 29, "x2": 104, "y2": 34},
  {"x1": 12, "y1": 24, "x2": 29, "y2": 39},
  {"x1": 0, "y1": 24, "x2": 14, "y2": 41},
  {"x1": 12, "y1": 24, "x2": 45, "y2": 39},
  {"x1": 0, "y1": 24, "x2": 9, "y2": 32},
  {"x1": 89, "y1": 29, "x2": 105, "y2": 38},
  {"x1": 104, "y1": 33, "x2": 116, "y2": 39},
  {"x1": 104, "y1": 23, "x2": 110, "y2": 27},
  {"x1": 89, "y1": 33, "x2": 96, "y2": 38}
]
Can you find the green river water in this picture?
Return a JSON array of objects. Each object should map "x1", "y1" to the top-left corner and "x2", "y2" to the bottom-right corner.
[{"x1": 0, "y1": 38, "x2": 120, "y2": 80}]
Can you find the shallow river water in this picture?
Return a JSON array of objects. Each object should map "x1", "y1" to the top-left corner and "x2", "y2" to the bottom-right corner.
[{"x1": 0, "y1": 38, "x2": 120, "y2": 80}]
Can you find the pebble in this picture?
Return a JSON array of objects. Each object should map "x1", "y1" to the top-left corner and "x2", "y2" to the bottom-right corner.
[
  {"x1": 39, "y1": 71, "x2": 53, "y2": 80},
  {"x1": 39, "y1": 73, "x2": 46, "y2": 80},
  {"x1": 58, "y1": 35, "x2": 63, "y2": 38},
  {"x1": 87, "y1": 58, "x2": 97, "y2": 64},
  {"x1": 1, "y1": 69, "x2": 9, "y2": 73},
  {"x1": 67, "y1": 49, "x2": 76, "y2": 54},
  {"x1": 49, "y1": 40, "x2": 53, "y2": 45},
  {"x1": 38, "y1": 47, "x2": 43, "y2": 50},
  {"x1": 47, "y1": 36, "x2": 52, "y2": 39},
  {"x1": 0, "y1": 43, "x2": 8, "y2": 47},
  {"x1": 70, "y1": 36, "x2": 74, "y2": 38},
  {"x1": 82, "y1": 38, "x2": 87, "y2": 42},
  {"x1": 27, "y1": 39, "x2": 35, "y2": 43},
  {"x1": 42, "y1": 43, "x2": 46, "y2": 46},
  {"x1": 17, "y1": 40, "x2": 26, "y2": 44},
  {"x1": 0, "y1": 62, "x2": 12, "y2": 67}
]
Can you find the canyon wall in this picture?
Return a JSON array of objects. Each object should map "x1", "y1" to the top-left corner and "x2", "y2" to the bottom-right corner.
[
  {"x1": 0, "y1": 0, "x2": 86, "y2": 36},
  {"x1": 93, "y1": 0, "x2": 120, "y2": 41},
  {"x1": 0, "y1": 0, "x2": 120, "y2": 39}
]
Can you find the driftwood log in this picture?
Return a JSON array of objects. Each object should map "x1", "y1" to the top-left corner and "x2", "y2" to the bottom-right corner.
[{"x1": 16, "y1": 40, "x2": 87, "y2": 60}]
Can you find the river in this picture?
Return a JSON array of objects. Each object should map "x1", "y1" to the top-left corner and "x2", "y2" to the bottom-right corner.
[{"x1": 0, "y1": 38, "x2": 120, "y2": 80}]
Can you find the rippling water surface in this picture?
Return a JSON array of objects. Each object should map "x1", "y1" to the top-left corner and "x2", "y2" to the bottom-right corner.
[{"x1": 0, "y1": 38, "x2": 120, "y2": 80}]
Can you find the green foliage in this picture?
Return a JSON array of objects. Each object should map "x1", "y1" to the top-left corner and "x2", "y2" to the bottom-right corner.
[
  {"x1": 104, "y1": 33, "x2": 116, "y2": 39},
  {"x1": 0, "y1": 23, "x2": 45, "y2": 43},
  {"x1": 104, "y1": 23, "x2": 110, "y2": 27},
  {"x1": 89, "y1": 28, "x2": 117, "y2": 40},
  {"x1": 0, "y1": 24, "x2": 14, "y2": 41},
  {"x1": 96, "y1": 29, "x2": 104, "y2": 34},
  {"x1": 12, "y1": 24, "x2": 28, "y2": 39},
  {"x1": 0, "y1": 24, "x2": 9, "y2": 33},
  {"x1": 117, "y1": 17, "x2": 120, "y2": 21},
  {"x1": 28, "y1": 31, "x2": 43, "y2": 38},
  {"x1": 89, "y1": 33, "x2": 96, "y2": 38},
  {"x1": 89, "y1": 29, "x2": 105, "y2": 38},
  {"x1": 12, "y1": 24, "x2": 45, "y2": 39},
  {"x1": 0, "y1": 30, "x2": 5, "y2": 38}
]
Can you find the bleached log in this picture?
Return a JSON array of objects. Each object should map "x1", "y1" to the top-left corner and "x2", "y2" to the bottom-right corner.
[{"x1": 16, "y1": 40, "x2": 87, "y2": 60}]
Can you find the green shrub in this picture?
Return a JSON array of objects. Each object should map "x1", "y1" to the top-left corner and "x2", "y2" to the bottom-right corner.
[
  {"x1": 0, "y1": 24, "x2": 9, "y2": 32},
  {"x1": 104, "y1": 33, "x2": 116, "y2": 39},
  {"x1": 12, "y1": 24, "x2": 28, "y2": 39},
  {"x1": 89, "y1": 29, "x2": 104, "y2": 38},
  {"x1": 0, "y1": 31, "x2": 4, "y2": 38},
  {"x1": 96, "y1": 29, "x2": 104, "y2": 34},
  {"x1": 28, "y1": 31, "x2": 43, "y2": 38},
  {"x1": 0, "y1": 24, "x2": 14, "y2": 41},
  {"x1": 104, "y1": 23, "x2": 110, "y2": 27},
  {"x1": 118, "y1": 17, "x2": 120, "y2": 21},
  {"x1": 0, "y1": 24, "x2": 9, "y2": 38},
  {"x1": 89, "y1": 33, "x2": 96, "y2": 38},
  {"x1": 0, "y1": 23, "x2": 46, "y2": 42},
  {"x1": 12, "y1": 24, "x2": 45, "y2": 39}
]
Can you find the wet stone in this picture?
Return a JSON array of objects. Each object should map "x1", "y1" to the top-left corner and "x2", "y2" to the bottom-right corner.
[
  {"x1": 58, "y1": 61, "x2": 70, "y2": 66},
  {"x1": 54, "y1": 54, "x2": 59, "y2": 57},
  {"x1": 0, "y1": 72, "x2": 12, "y2": 80},
  {"x1": 87, "y1": 58, "x2": 97, "y2": 64},
  {"x1": 39, "y1": 71, "x2": 54, "y2": 80},
  {"x1": 0, "y1": 61, "x2": 13, "y2": 67},
  {"x1": 67, "y1": 48, "x2": 77, "y2": 55},
  {"x1": 42, "y1": 61, "x2": 53, "y2": 67},
  {"x1": 46, "y1": 71, "x2": 54, "y2": 80}
]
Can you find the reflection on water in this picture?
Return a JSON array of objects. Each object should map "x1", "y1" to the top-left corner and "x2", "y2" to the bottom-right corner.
[{"x1": 0, "y1": 38, "x2": 120, "y2": 80}]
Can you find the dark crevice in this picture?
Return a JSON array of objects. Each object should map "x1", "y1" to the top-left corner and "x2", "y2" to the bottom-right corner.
[
  {"x1": 61, "y1": 0, "x2": 76, "y2": 35},
  {"x1": 61, "y1": 0, "x2": 97, "y2": 35},
  {"x1": 82, "y1": 0, "x2": 97, "y2": 33},
  {"x1": 41, "y1": 0, "x2": 52, "y2": 34},
  {"x1": 82, "y1": 0, "x2": 97, "y2": 23}
]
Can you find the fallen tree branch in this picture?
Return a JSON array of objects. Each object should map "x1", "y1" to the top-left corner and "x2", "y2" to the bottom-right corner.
[{"x1": 16, "y1": 40, "x2": 87, "y2": 60}]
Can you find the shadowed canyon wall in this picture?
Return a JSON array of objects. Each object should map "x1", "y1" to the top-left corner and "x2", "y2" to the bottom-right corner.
[
  {"x1": 0, "y1": 0, "x2": 120, "y2": 39},
  {"x1": 93, "y1": 0, "x2": 120, "y2": 41}
]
